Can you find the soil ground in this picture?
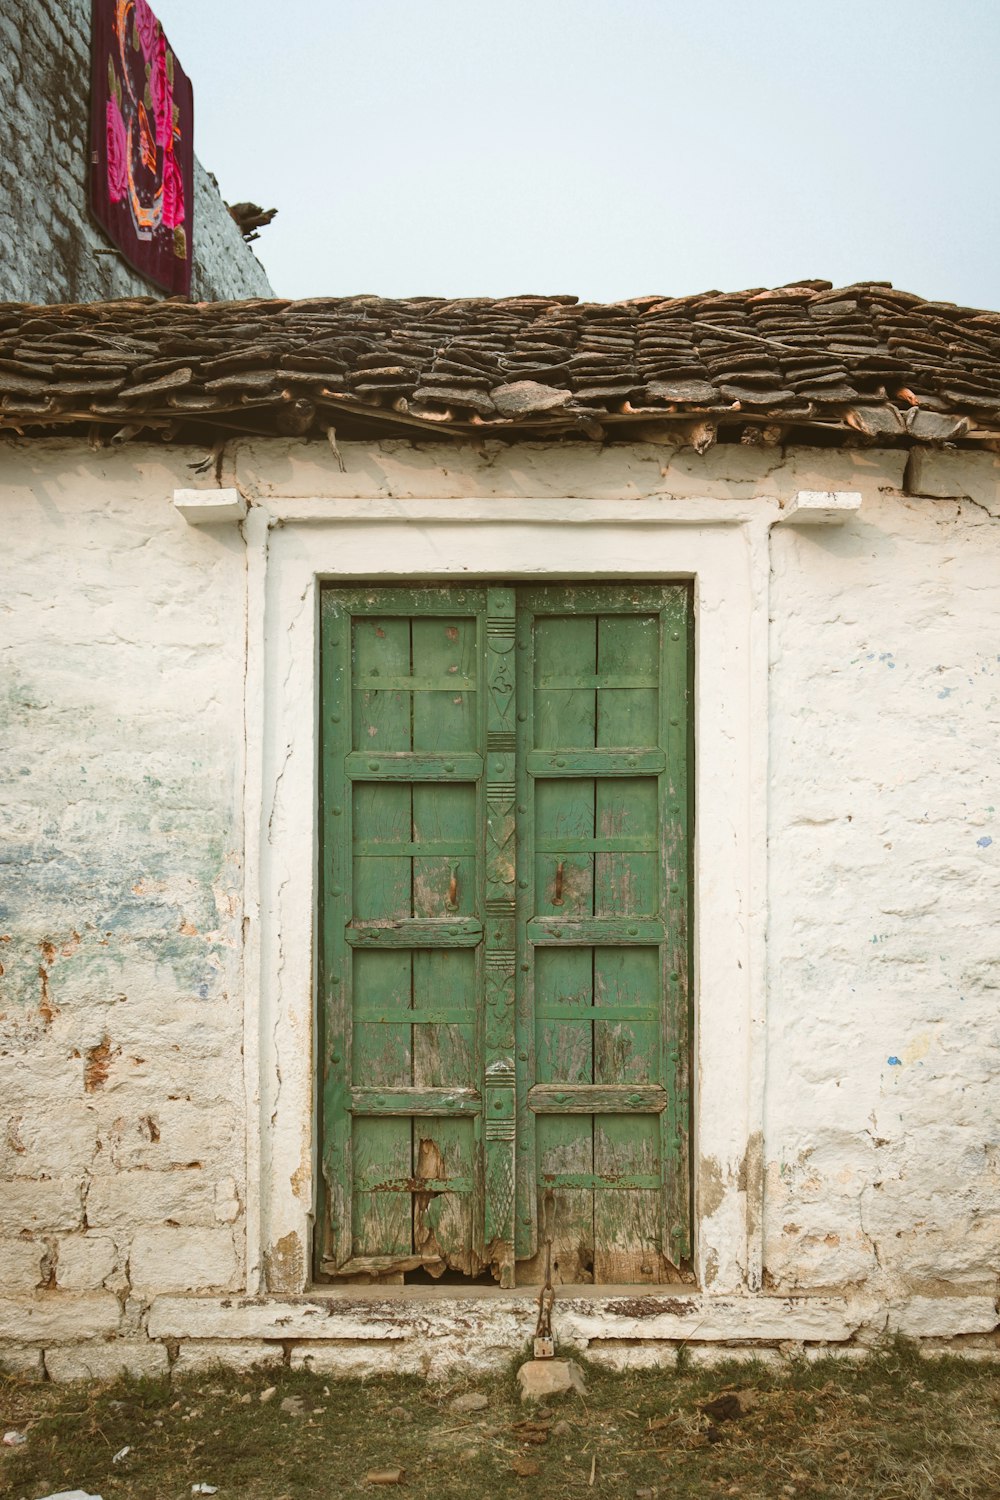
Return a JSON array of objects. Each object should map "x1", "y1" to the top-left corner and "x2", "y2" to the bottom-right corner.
[{"x1": 2, "y1": 1339, "x2": 998, "y2": 1499}]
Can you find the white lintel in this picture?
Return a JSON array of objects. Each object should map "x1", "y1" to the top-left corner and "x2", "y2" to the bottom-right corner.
[
  {"x1": 173, "y1": 487, "x2": 247, "y2": 525},
  {"x1": 776, "y1": 490, "x2": 862, "y2": 526}
]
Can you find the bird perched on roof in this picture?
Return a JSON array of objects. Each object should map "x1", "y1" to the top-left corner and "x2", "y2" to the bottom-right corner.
[{"x1": 226, "y1": 202, "x2": 278, "y2": 242}]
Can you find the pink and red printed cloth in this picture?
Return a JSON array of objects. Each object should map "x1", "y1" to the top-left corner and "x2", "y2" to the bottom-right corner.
[{"x1": 89, "y1": 0, "x2": 194, "y2": 296}]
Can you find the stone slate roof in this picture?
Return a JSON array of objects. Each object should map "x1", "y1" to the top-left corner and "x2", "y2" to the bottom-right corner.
[{"x1": 1, "y1": 280, "x2": 999, "y2": 446}]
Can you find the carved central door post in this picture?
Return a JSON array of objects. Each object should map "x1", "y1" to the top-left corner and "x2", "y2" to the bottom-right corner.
[{"x1": 483, "y1": 587, "x2": 517, "y2": 1284}]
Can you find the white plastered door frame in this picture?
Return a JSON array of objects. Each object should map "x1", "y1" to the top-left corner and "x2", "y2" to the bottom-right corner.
[{"x1": 242, "y1": 497, "x2": 775, "y2": 1298}]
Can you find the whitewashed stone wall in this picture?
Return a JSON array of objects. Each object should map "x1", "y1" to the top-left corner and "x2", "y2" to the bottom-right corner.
[
  {"x1": 0, "y1": 435, "x2": 996, "y2": 1378},
  {"x1": 0, "y1": 0, "x2": 273, "y2": 302},
  {"x1": 0, "y1": 442, "x2": 247, "y2": 1379},
  {"x1": 765, "y1": 471, "x2": 1000, "y2": 1314}
]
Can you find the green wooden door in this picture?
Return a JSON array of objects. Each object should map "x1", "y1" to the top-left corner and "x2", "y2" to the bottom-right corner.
[{"x1": 318, "y1": 583, "x2": 691, "y2": 1286}]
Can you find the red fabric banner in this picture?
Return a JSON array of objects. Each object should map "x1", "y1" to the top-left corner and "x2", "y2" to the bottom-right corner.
[{"x1": 89, "y1": 0, "x2": 194, "y2": 296}]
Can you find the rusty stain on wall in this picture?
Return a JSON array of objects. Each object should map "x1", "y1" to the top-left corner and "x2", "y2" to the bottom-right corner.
[{"x1": 84, "y1": 1035, "x2": 119, "y2": 1093}]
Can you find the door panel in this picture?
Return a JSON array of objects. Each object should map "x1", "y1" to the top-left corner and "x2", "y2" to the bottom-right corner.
[
  {"x1": 319, "y1": 582, "x2": 691, "y2": 1286},
  {"x1": 516, "y1": 584, "x2": 690, "y2": 1285}
]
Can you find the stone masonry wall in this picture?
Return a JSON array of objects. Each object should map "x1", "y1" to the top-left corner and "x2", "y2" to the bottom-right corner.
[
  {"x1": 0, "y1": 0, "x2": 273, "y2": 302},
  {"x1": 765, "y1": 481, "x2": 1000, "y2": 1317},
  {"x1": 0, "y1": 441, "x2": 248, "y2": 1379},
  {"x1": 0, "y1": 436, "x2": 996, "y2": 1379}
]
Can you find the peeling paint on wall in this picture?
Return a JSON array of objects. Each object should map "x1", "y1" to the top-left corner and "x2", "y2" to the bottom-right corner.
[
  {"x1": 699, "y1": 1157, "x2": 726, "y2": 1219},
  {"x1": 264, "y1": 1231, "x2": 304, "y2": 1294}
]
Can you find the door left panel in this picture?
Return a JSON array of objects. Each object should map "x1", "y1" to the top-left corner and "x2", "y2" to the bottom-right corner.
[{"x1": 318, "y1": 587, "x2": 487, "y2": 1281}]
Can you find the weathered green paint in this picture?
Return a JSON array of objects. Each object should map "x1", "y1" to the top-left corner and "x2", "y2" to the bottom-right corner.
[
  {"x1": 318, "y1": 582, "x2": 692, "y2": 1285},
  {"x1": 346, "y1": 751, "x2": 484, "y2": 781},
  {"x1": 346, "y1": 919, "x2": 483, "y2": 947},
  {"x1": 482, "y1": 586, "x2": 518, "y2": 1285},
  {"x1": 351, "y1": 1086, "x2": 481, "y2": 1115},
  {"x1": 527, "y1": 750, "x2": 667, "y2": 776},
  {"x1": 527, "y1": 917, "x2": 666, "y2": 943},
  {"x1": 528, "y1": 1084, "x2": 667, "y2": 1112},
  {"x1": 409, "y1": 608, "x2": 479, "y2": 1273}
]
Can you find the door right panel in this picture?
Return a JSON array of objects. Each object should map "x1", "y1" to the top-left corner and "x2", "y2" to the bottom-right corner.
[{"x1": 515, "y1": 585, "x2": 692, "y2": 1284}]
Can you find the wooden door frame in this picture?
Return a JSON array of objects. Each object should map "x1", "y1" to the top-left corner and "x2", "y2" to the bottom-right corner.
[{"x1": 242, "y1": 495, "x2": 769, "y2": 1301}]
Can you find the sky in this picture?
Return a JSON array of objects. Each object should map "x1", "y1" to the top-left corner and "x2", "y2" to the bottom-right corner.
[{"x1": 154, "y1": 0, "x2": 1000, "y2": 310}]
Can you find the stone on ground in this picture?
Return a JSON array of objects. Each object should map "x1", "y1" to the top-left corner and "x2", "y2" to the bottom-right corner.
[
  {"x1": 451, "y1": 1391, "x2": 489, "y2": 1413},
  {"x1": 517, "y1": 1358, "x2": 586, "y2": 1402}
]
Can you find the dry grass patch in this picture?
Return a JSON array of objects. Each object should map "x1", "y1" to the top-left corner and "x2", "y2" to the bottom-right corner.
[{"x1": 1, "y1": 1338, "x2": 998, "y2": 1499}]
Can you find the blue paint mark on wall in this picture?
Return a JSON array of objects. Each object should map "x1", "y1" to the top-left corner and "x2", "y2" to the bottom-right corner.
[
  {"x1": 887, "y1": 1056, "x2": 902, "y2": 1066},
  {"x1": 977, "y1": 836, "x2": 992, "y2": 849},
  {"x1": 937, "y1": 687, "x2": 953, "y2": 699}
]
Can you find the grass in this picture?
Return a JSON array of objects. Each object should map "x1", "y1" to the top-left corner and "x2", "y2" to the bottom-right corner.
[{"x1": 2, "y1": 1339, "x2": 999, "y2": 1499}]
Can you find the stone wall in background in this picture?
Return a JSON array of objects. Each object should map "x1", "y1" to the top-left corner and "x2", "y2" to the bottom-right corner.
[{"x1": 0, "y1": 0, "x2": 273, "y2": 302}]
